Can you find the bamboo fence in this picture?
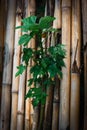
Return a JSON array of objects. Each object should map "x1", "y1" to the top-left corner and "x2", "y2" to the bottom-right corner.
[{"x1": 0, "y1": 0, "x2": 86, "y2": 130}]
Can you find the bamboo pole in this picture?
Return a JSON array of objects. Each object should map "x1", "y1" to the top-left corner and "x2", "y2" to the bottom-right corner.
[
  {"x1": 52, "y1": 76, "x2": 60, "y2": 130},
  {"x1": 53, "y1": 0, "x2": 62, "y2": 29},
  {"x1": 52, "y1": 1, "x2": 62, "y2": 129},
  {"x1": 0, "y1": 0, "x2": 16, "y2": 129},
  {"x1": 81, "y1": 0, "x2": 87, "y2": 129},
  {"x1": 10, "y1": 0, "x2": 22, "y2": 130},
  {"x1": 0, "y1": 0, "x2": 5, "y2": 109},
  {"x1": 59, "y1": 0, "x2": 71, "y2": 129},
  {"x1": 0, "y1": 0, "x2": 5, "y2": 128},
  {"x1": 23, "y1": 1, "x2": 31, "y2": 130},
  {"x1": 23, "y1": 1, "x2": 37, "y2": 130},
  {"x1": 70, "y1": 0, "x2": 81, "y2": 129},
  {"x1": 17, "y1": 60, "x2": 26, "y2": 130}
]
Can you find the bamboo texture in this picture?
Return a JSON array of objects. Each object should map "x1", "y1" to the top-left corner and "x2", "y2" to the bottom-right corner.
[
  {"x1": 70, "y1": 0, "x2": 81, "y2": 129},
  {"x1": 0, "y1": 0, "x2": 16, "y2": 129},
  {"x1": 17, "y1": 61, "x2": 26, "y2": 130},
  {"x1": 81, "y1": 0, "x2": 87, "y2": 129},
  {"x1": 10, "y1": 0, "x2": 22, "y2": 130},
  {"x1": 53, "y1": 0, "x2": 62, "y2": 29},
  {"x1": 0, "y1": 0, "x2": 5, "y2": 110},
  {"x1": 0, "y1": 0, "x2": 86, "y2": 130},
  {"x1": 59, "y1": 0, "x2": 71, "y2": 129}
]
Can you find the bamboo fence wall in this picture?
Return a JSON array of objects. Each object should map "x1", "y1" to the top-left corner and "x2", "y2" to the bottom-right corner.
[{"x1": 0, "y1": 0, "x2": 86, "y2": 130}]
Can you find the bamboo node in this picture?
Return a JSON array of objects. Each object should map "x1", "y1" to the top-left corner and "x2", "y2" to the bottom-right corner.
[
  {"x1": 17, "y1": 111, "x2": 24, "y2": 115},
  {"x1": 11, "y1": 90, "x2": 18, "y2": 94},
  {"x1": 53, "y1": 99, "x2": 60, "y2": 103},
  {"x1": 71, "y1": 40, "x2": 80, "y2": 74},
  {"x1": 83, "y1": 42, "x2": 87, "y2": 52},
  {"x1": 16, "y1": 7, "x2": 23, "y2": 17}
]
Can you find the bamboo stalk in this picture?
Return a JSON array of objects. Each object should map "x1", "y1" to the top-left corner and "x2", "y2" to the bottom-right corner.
[
  {"x1": 17, "y1": 60, "x2": 26, "y2": 130},
  {"x1": 43, "y1": 85, "x2": 54, "y2": 130},
  {"x1": 0, "y1": 0, "x2": 16, "y2": 129},
  {"x1": 10, "y1": 0, "x2": 22, "y2": 130},
  {"x1": 53, "y1": 0, "x2": 62, "y2": 29},
  {"x1": 0, "y1": 0, "x2": 5, "y2": 110},
  {"x1": 70, "y1": 0, "x2": 81, "y2": 129},
  {"x1": 59, "y1": 0, "x2": 71, "y2": 129},
  {"x1": 52, "y1": 2, "x2": 62, "y2": 129},
  {"x1": 52, "y1": 77, "x2": 60, "y2": 130},
  {"x1": 81, "y1": 0, "x2": 87, "y2": 129},
  {"x1": 23, "y1": 1, "x2": 37, "y2": 130}
]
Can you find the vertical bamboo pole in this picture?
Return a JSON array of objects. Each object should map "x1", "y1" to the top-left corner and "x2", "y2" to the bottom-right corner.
[
  {"x1": 52, "y1": 77, "x2": 60, "y2": 130},
  {"x1": 70, "y1": 0, "x2": 81, "y2": 129},
  {"x1": 81, "y1": 0, "x2": 87, "y2": 129},
  {"x1": 17, "y1": 67, "x2": 26, "y2": 130},
  {"x1": 59, "y1": 0, "x2": 71, "y2": 130},
  {"x1": 0, "y1": 1, "x2": 5, "y2": 128},
  {"x1": 0, "y1": 0, "x2": 5, "y2": 109},
  {"x1": 43, "y1": 1, "x2": 55, "y2": 130},
  {"x1": 23, "y1": 0, "x2": 37, "y2": 130},
  {"x1": 53, "y1": 0, "x2": 62, "y2": 29},
  {"x1": 23, "y1": 1, "x2": 31, "y2": 130},
  {"x1": 52, "y1": 1, "x2": 62, "y2": 129},
  {"x1": 0, "y1": 0, "x2": 16, "y2": 129},
  {"x1": 10, "y1": 0, "x2": 22, "y2": 130}
]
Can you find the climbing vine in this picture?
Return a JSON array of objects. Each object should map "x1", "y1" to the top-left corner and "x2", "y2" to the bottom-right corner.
[{"x1": 15, "y1": 15, "x2": 66, "y2": 107}]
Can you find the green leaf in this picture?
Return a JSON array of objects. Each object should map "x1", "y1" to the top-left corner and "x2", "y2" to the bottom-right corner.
[
  {"x1": 18, "y1": 32, "x2": 34, "y2": 46},
  {"x1": 22, "y1": 16, "x2": 37, "y2": 26},
  {"x1": 15, "y1": 64, "x2": 26, "y2": 77},
  {"x1": 39, "y1": 16, "x2": 55, "y2": 29},
  {"x1": 22, "y1": 48, "x2": 33, "y2": 65},
  {"x1": 28, "y1": 78, "x2": 34, "y2": 86}
]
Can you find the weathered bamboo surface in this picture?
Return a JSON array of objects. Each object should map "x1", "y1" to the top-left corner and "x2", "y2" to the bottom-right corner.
[
  {"x1": 81, "y1": 0, "x2": 87, "y2": 129},
  {"x1": 10, "y1": 0, "x2": 22, "y2": 130},
  {"x1": 70, "y1": 0, "x2": 81, "y2": 129},
  {"x1": 0, "y1": 0, "x2": 16, "y2": 129},
  {"x1": 59, "y1": 0, "x2": 71, "y2": 129},
  {"x1": 0, "y1": 0, "x2": 5, "y2": 112}
]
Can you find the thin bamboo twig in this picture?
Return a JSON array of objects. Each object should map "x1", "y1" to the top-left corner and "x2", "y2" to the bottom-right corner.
[
  {"x1": 59, "y1": 0, "x2": 71, "y2": 129},
  {"x1": 0, "y1": 0, "x2": 16, "y2": 129},
  {"x1": 10, "y1": 0, "x2": 22, "y2": 130},
  {"x1": 70, "y1": 0, "x2": 81, "y2": 129}
]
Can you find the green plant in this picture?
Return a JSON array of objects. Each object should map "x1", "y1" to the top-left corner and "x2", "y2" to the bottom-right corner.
[{"x1": 15, "y1": 15, "x2": 66, "y2": 107}]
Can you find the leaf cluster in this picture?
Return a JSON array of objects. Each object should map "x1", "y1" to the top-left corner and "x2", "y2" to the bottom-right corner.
[{"x1": 15, "y1": 15, "x2": 66, "y2": 107}]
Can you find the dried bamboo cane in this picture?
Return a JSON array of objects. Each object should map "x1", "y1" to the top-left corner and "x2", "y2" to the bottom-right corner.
[
  {"x1": 0, "y1": 0, "x2": 5, "y2": 128},
  {"x1": 53, "y1": 0, "x2": 62, "y2": 29},
  {"x1": 23, "y1": 1, "x2": 38, "y2": 130},
  {"x1": 0, "y1": 0, "x2": 5, "y2": 109},
  {"x1": 10, "y1": 0, "x2": 22, "y2": 130},
  {"x1": 59, "y1": 0, "x2": 71, "y2": 129},
  {"x1": 52, "y1": 1, "x2": 62, "y2": 129},
  {"x1": 17, "y1": 59, "x2": 26, "y2": 130},
  {"x1": 81, "y1": 0, "x2": 87, "y2": 129},
  {"x1": 0, "y1": 0, "x2": 16, "y2": 129},
  {"x1": 70, "y1": 0, "x2": 81, "y2": 129},
  {"x1": 23, "y1": 1, "x2": 32, "y2": 130}
]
